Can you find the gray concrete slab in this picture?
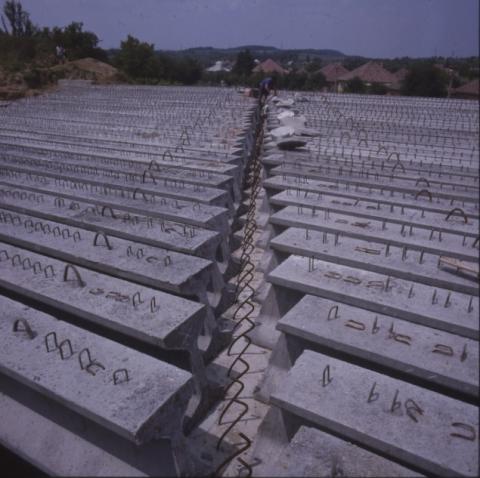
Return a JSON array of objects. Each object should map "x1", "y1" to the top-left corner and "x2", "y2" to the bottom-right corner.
[
  {"x1": 272, "y1": 350, "x2": 479, "y2": 477},
  {"x1": 0, "y1": 135, "x2": 239, "y2": 177},
  {"x1": 0, "y1": 185, "x2": 223, "y2": 261},
  {"x1": 256, "y1": 425, "x2": 423, "y2": 477},
  {"x1": 267, "y1": 158, "x2": 479, "y2": 192},
  {"x1": 0, "y1": 149, "x2": 240, "y2": 205},
  {"x1": 0, "y1": 121, "x2": 251, "y2": 167},
  {"x1": 271, "y1": 227, "x2": 479, "y2": 295},
  {"x1": 270, "y1": 189, "x2": 479, "y2": 237},
  {"x1": 262, "y1": 175, "x2": 480, "y2": 219},
  {"x1": 0, "y1": 377, "x2": 151, "y2": 476},
  {"x1": 0, "y1": 242, "x2": 206, "y2": 349},
  {"x1": 263, "y1": 151, "x2": 478, "y2": 182},
  {"x1": 0, "y1": 174, "x2": 229, "y2": 234},
  {"x1": 271, "y1": 206, "x2": 479, "y2": 262},
  {"x1": 278, "y1": 294, "x2": 479, "y2": 399},
  {"x1": 0, "y1": 161, "x2": 232, "y2": 212},
  {"x1": 0, "y1": 208, "x2": 221, "y2": 304},
  {"x1": 0, "y1": 295, "x2": 192, "y2": 444},
  {"x1": 268, "y1": 255, "x2": 479, "y2": 339},
  {"x1": 269, "y1": 165, "x2": 479, "y2": 203}
]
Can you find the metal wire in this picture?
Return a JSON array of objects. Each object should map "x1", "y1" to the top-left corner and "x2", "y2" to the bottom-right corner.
[{"x1": 215, "y1": 106, "x2": 265, "y2": 477}]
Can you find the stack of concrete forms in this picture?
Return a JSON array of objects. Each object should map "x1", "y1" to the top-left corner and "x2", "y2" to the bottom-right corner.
[
  {"x1": 251, "y1": 93, "x2": 479, "y2": 477},
  {"x1": 0, "y1": 81, "x2": 260, "y2": 476}
]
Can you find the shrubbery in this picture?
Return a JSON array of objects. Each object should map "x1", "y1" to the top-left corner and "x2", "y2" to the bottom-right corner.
[{"x1": 113, "y1": 35, "x2": 202, "y2": 85}]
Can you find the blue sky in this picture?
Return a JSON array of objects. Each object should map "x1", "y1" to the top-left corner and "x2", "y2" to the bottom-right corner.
[{"x1": 19, "y1": 0, "x2": 479, "y2": 57}]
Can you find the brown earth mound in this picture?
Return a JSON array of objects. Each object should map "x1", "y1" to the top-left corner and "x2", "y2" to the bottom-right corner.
[
  {"x1": 50, "y1": 57, "x2": 123, "y2": 83},
  {"x1": 0, "y1": 58, "x2": 124, "y2": 100},
  {"x1": 50, "y1": 58, "x2": 121, "y2": 83}
]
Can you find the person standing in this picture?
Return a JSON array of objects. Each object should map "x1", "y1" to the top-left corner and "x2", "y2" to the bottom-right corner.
[
  {"x1": 258, "y1": 76, "x2": 277, "y2": 104},
  {"x1": 55, "y1": 45, "x2": 65, "y2": 64}
]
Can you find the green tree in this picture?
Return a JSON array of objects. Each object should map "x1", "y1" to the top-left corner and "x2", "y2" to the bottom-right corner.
[
  {"x1": 53, "y1": 22, "x2": 105, "y2": 61},
  {"x1": 232, "y1": 49, "x2": 254, "y2": 77},
  {"x1": 114, "y1": 35, "x2": 159, "y2": 80},
  {"x1": 369, "y1": 82, "x2": 387, "y2": 95},
  {"x1": 345, "y1": 76, "x2": 366, "y2": 94},
  {"x1": 287, "y1": 71, "x2": 308, "y2": 90},
  {"x1": 173, "y1": 57, "x2": 202, "y2": 85},
  {"x1": 401, "y1": 63, "x2": 448, "y2": 97},
  {"x1": 305, "y1": 58, "x2": 322, "y2": 73},
  {"x1": 305, "y1": 71, "x2": 327, "y2": 90},
  {"x1": 1, "y1": 0, "x2": 35, "y2": 36}
]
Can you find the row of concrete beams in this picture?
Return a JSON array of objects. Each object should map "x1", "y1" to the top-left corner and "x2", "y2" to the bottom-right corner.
[
  {"x1": 1, "y1": 87, "x2": 257, "y2": 156},
  {"x1": 263, "y1": 149, "x2": 479, "y2": 185},
  {"x1": 251, "y1": 91, "x2": 479, "y2": 477},
  {"x1": 273, "y1": 96, "x2": 478, "y2": 159},
  {"x1": 0, "y1": 173, "x2": 230, "y2": 237},
  {"x1": 0, "y1": 160, "x2": 233, "y2": 212},
  {"x1": 0, "y1": 241, "x2": 206, "y2": 350},
  {"x1": 263, "y1": 175, "x2": 479, "y2": 219},
  {"x1": 0, "y1": 122, "x2": 250, "y2": 166},
  {"x1": 0, "y1": 143, "x2": 243, "y2": 204},
  {"x1": 265, "y1": 162, "x2": 479, "y2": 204},
  {"x1": 0, "y1": 207, "x2": 224, "y2": 308},
  {"x1": 0, "y1": 295, "x2": 193, "y2": 476},
  {"x1": 0, "y1": 184, "x2": 223, "y2": 263},
  {"x1": 0, "y1": 294, "x2": 193, "y2": 444},
  {"x1": 2, "y1": 115, "x2": 250, "y2": 150},
  {"x1": 271, "y1": 350, "x2": 478, "y2": 477},
  {"x1": 269, "y1": 255, "x2": 478, "y2": 339},
  {"x1": 0, "y1": 84, "x2": 261, "y2": 475},
  {"x1": 268, "y1": 189, "x2": 479, "y2": 238},
  {"x1": 264, "y1": 293, "x2": 478, "y2": 401}
]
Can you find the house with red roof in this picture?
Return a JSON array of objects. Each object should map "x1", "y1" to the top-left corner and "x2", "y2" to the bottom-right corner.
[
  {"x1": 337, "y1": 61, "x2": 397, "y2": 92},
  {"x1": 451, "y1": 79, "x2": 479, "y2": 99},
  {"x1": 252, "y1": 58, "x2": 289, "y2": 75},
  {"x1": 318, "y1": 62, "x2": 349, "y2": 92}
]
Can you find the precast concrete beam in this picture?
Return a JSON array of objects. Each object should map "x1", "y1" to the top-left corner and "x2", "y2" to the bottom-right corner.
[
  {"x1": 268, "y1": 255, "x2": 479, "y2": 339},
  {"x1": 271, "y1": 227, "x2": 479, "y2": 295},
  {"x1": 265, "y1": 155, "x2": 479, "y2": 191},
  {"x1": 0, "y1": 137, "x2": 239, "y2": 179},
  {"x1": 0, "y1": 173, "x2": 229, "y2": 235},
  {"x1": 0, "y1": 150, "x2": 241, "y2": 207},
  {"x1": 263, "y1": 151, "x2": 478, "y2": 180},
  {"x1": 0, "y1": 186, "x2": 223, "y2": 263},
  {"x1": 270, "y1": 165, "x2": 479, "y2": 204},
  {"x1": 277, "y1": 294, "x2": 479, "y2": 400},
  {"x1": 0, "y1": 208, "x2": 224, "y2": 306},
  {"x1": 0, "y1": 185, "x2": 226, "y2": 260},
  {"x1": 0, "y1": 162, "x2": 233, "y2": 213},
  {"x1": 271, "y1": 206, "x2": 479, "y2": 262},
  {"x1": 270, "y1": 189, "x2": 479, "y2": 238},
  {"x1": 255, "y1": 426, "x2": 422, "y2": 477},
  {"x1": 262, "y1": 175, "x2": 480, "y2": 219},
  {"x1": 0, "y1": 295, "x2": 192, "y2": 445},
  {"x1": 272, "y1": 350, "x2": 479, "y2": 477},
  {"x1": 0, "y1": 242, "x2": 206, "y2": 350}
]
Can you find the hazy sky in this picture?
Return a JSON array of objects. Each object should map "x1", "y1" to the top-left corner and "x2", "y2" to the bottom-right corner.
[{"x1": 19, "y1": 0, "x2": 479, "y2": 58}]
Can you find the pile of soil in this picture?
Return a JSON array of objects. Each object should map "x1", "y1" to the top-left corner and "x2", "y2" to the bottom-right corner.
[
  {"x1": 50, "y1": 57, "x2": 124, "y2": 84},
  {"x1": 0, "y1": 58, "x2": 125, "y2": 100}
]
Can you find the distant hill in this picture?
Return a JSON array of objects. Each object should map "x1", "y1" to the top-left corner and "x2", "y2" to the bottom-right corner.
[{"x1": 155, "y1": 45, "x2": 346, "y2": 66}]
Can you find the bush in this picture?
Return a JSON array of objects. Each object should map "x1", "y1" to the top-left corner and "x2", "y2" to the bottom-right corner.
[
  {"x1": 345, "y1": 76, "x2": 366, "y2": 93},
  {"x1": 305, "y1": 71, "x2": 327, "y2": 91},
  {"x1": 401, "y1": 63, "x2": 448, "y2": 97},
  {"x1": 370, "y1": 82, "x2": 387, "y2": 95},
  {"x1": 23, "y1": 67, "x2": 43, "y2": 88}
]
